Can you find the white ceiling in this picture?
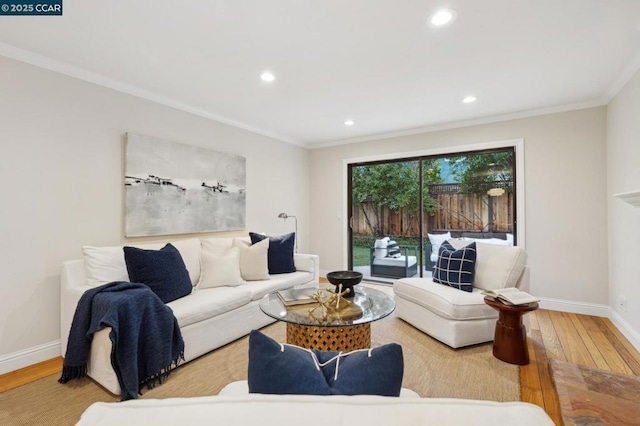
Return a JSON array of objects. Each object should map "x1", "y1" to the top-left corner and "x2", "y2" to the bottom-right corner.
[{"x1": 1, "y1": 1, "x2": 640, "y2": 147}]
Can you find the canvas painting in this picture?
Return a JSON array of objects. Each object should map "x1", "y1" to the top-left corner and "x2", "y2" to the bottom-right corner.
[{"x1": 124, "y1": 133, "x2": 246, "y2": 237}]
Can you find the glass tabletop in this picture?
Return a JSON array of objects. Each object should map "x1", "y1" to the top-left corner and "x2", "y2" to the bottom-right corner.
[{"x1": 259, "y1": 285, "x2": 395, "y2": 327}]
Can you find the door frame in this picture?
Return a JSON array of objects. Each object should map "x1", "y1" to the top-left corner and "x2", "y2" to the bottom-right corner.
[{"x1": 343, "y1": 138, "x2": 525, "y2": 270}]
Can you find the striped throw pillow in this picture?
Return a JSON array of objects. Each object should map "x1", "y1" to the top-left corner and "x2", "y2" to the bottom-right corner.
[{"x1": 387, "y1": 241, "x2": 401, "y2": 258}]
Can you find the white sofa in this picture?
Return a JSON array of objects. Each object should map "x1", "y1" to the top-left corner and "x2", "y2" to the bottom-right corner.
[
  {"x1": 393, "y1": 239, "x2": 528, "y2": 348},
  {"x1": 77, "y1": 394, "x2": 554, "y2": 425},
  {"x1": 60, "y1": 235, "x2": 319, "y2": 395}
]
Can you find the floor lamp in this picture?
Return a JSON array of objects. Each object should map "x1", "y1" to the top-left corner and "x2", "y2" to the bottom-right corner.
[{"x1": 277, "y1": 212, "x2": 298, "y2": 252}]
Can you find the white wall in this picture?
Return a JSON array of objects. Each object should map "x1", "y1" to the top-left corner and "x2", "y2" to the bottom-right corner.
[
  {"x1": 309, "y1": 107, "x2": 608, "y2": 312},
  {"x1": 0, "y1": 56, "x2": 310, "y2": 371},
  {"x1": 607, "y1": 68, "x2": 640, "y2": 344}
]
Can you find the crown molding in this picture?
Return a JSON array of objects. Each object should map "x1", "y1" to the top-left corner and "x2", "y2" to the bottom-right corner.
[
  {"x1": 603, "y1": 49, "x2": 640, "y2": 103},
  {"x1": 614, "y1": 191, "x2": 640, "y2": 207},
  {"x1": 0, "y1": 42, "x2": 304, "y2": 147},
  {"x1": 309, "y1": 100, "x2": 605, "y2": 149}
]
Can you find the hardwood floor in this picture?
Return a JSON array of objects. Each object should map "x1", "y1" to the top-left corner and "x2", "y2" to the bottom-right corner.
[
  {"x1": 0, "y1": 357, "x2": 62, "y2": 393},
  {"x1": 2, "y1": 309, "x2": 639, "y2": 426},
  {"x1": 521, "y1": 310, "x2": 640, "y2": 425}
]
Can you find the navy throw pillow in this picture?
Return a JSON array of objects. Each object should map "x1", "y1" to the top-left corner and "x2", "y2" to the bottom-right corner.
[
  {"x1": 247, "y1": 330, "x2": 403, "y2": 396},
  {"x1": 249, "y1": 232, "x2": 295, "y2": 274},
  {"x1": 123, "y1": 243, "x2": 192, "y2": 303},
  {"x1": 432, "y1": 241, "x2": 477, "y2": 292}
]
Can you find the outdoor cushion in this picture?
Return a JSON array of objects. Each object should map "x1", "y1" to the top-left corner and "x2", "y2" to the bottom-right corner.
[
  {"x1": 373, "y1": 237, "x2": 390, "y2": 258},
  {"x1": 372, "y1": 256, "x2": 417, "y2": 267},
  {"x1": 387, "y1": 240, "x2": 401, "y2": 258}
]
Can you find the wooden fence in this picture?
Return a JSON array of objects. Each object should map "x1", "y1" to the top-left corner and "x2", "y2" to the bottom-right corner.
[{"x1": 352, "y1": 183, "x2": 513, "y2": 237}]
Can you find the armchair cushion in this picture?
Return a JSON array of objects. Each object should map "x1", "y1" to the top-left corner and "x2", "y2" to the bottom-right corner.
[
  {"x1": 433, "y1": 241, "x2": 477, "y2": 293},
  {"x1": 448, "y1": 240, "x2": 526, "y2": 291}
]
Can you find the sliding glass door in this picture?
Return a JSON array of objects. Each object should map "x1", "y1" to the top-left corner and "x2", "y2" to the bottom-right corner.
[{"x1": 349, "y1": 148, "x2": 515, "y2": 284}]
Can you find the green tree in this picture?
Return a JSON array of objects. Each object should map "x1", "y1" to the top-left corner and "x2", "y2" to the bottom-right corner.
[
  {"x1": 352, "y1": 161, "x2": 442, "y2": 237},
  {"x1": 451, "y1": 152, "x2": 513, "y2": 195}
]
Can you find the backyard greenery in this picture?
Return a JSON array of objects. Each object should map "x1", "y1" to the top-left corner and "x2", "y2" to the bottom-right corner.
[{"x1": 351, "y1": 161, "x2": 442, "y2": 238}]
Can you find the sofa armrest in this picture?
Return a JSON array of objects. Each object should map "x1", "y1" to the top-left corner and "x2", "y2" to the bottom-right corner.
[
  {"x1": 294, "y1": 254, "x2": 320, "y2": 284},
  {"x1": 60, "y1": 259, "x2": 89, "y2": 357}
]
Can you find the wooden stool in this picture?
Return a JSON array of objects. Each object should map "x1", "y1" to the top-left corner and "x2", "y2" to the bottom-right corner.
[{"x1": 484, "y1": 297, "x2": 539, "y2": 365}]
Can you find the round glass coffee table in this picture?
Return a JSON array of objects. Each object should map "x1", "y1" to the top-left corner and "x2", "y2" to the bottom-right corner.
[{"x1": 260, "y1": 286, "x2": 395, "y2": 351}]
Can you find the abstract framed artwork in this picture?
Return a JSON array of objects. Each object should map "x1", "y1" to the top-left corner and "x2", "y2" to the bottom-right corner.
[{"x1": 124, "y1": 133, "x2": 246, "y2": 237}]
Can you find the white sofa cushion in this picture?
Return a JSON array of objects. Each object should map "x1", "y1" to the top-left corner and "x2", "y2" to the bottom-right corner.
[
  {"x1": 394, "y1": 278, "x2": 497, "y2": 321},
  {"x1": 244, "y1": 272, "x2": 315, "y2": 301},
  {"x1": 198, "y1": 248, "x2": 244, "y2": 288},
  {"x1": 167, "y1": 286, "x2": 251, "y2": 328},
  {"x1": 77, "y1": 394, "x2": 555, "y2": 426},
  {"x1": 219, "y1": 380, "x2": 421, "y2": 398},
  {"x1": 448, "y1": 239, "x2": 526, "y2": 291},
  {"x1": 83, "y1": 238, "x2": 202, "y2": 287},
  {"x1": 232, "y1": 238, "x2": 270, "y2": 281}
]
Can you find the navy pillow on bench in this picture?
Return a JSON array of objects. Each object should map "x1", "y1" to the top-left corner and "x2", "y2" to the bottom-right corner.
[
  {"x1": 247, "y1": 330, "x2": 404, "y2": 396},
  {"x1": 123, "y1": 243, "x2": 192, "y2": 303}
]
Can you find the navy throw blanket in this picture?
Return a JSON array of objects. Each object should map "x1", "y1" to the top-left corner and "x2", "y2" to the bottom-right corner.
[{"x1": 59, "y1": 281, "x2": 185, "y2": 400}]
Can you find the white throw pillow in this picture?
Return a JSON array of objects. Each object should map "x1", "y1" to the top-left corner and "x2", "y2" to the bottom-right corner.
[
  {"x1": 200, "y1": 237, "x2": 234, "y2": 256},
  {"x1": 448, "y1": 239, "x2": 527, "y2": 291},
  {"x1": 427, "y1": 232, "x2": 451, "y2": 261},
  {"x1": 198, "y1": 247, "x2": 244, "y2": 288},
  {"x1": 232, "y1": 237, "x2": 270, "y2": 281},
  {"x1": 83, "y1": 245, "x2": 128, "y2": 287},
  {"x1": 428, "y1": 232, "x2": 451, "y2": 247}
]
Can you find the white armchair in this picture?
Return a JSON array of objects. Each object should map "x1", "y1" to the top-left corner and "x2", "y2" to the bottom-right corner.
[{"x1": 393, "y1": 240, "x2": 528, "y2": 348}]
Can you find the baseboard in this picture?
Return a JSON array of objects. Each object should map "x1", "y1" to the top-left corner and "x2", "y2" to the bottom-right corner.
[
  {"x1": 0, "y1": 340, "x2": 61, "y2": 375},
  {"x1": 536, "y1": 297, "x2": 608, "y2": 317},
  {"x1": 608, "y1": 309, "x2": 640, "y2": 353}
]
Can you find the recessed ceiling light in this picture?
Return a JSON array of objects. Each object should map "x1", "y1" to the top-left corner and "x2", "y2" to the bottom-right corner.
[
  {"x1": 430, "y1": 9, "x2": 456, "y2": 27},
  {"x1": 462, "y1": 96, "x2": 477, "y2": 104},
  {"x1": 344, "y1": 119, "x2": 355, "y2": 126},
  {"x1": 260, "y1": 71, "x2": 275, "y2": 82}
]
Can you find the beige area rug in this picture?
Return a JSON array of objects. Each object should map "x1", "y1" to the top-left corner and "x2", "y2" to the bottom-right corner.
[{"x1": 0, "y1": 286, "x2": 519, "y2": 426}]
